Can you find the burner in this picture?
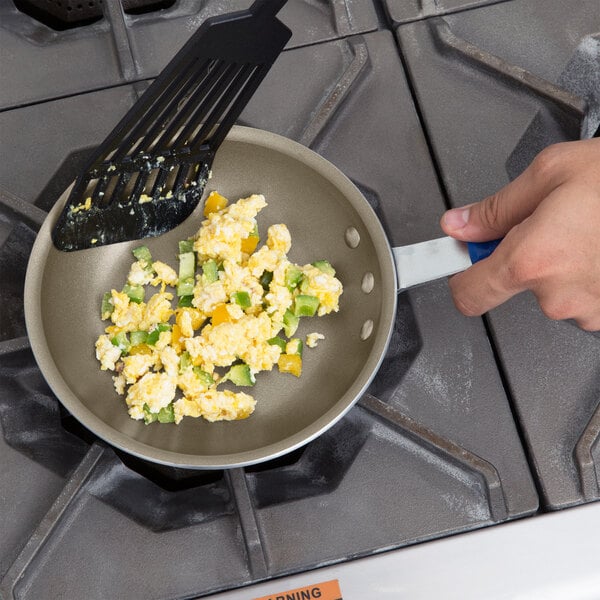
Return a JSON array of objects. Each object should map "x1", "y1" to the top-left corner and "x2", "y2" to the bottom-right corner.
[
  {"x1": 0, "y1": 222, "x2": 35, "y2": 342},
  {"x1": 13, "y1": 0, "x2": 175, "y2": 30},
  {"x1": 246, "y1": 412, "x2": 372, "y2": 508},
  {"x1": 0, "y1": 348, "x2": 89, "y2": 477},
  {"x1": 85, "y1": 450, "x2": 234, "y2": 532}
]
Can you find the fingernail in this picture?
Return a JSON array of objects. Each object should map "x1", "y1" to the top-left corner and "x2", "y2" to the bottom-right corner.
[{"x1": 443, "y1": 207, "x2": 470, "y2": 232}]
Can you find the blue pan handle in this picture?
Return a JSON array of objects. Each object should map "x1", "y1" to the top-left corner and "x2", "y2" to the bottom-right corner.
[{"x1": 467, "y1": 239, "x2": 503, "y2": 264}]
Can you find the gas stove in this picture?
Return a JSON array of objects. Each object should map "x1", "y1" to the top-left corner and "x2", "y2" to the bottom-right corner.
[{"x1": 0, "y1": 1, "x2": 598, "y2": 599}]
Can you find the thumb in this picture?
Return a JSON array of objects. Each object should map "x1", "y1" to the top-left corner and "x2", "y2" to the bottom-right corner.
[
  {"x1": 441, "y1": 196, "x2": 510, "y2": 242},
  {"x1": 441, "y1": 188, "x2": 537, "y2": 242}
]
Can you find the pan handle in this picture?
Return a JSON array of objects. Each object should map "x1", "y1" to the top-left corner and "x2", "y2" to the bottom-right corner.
[
  {"x1": 392, "y1": 236, "x2": 502, "y2": 291},
  {"x1": 466, "y1": 239, "x2": 502, "y2": 263}
]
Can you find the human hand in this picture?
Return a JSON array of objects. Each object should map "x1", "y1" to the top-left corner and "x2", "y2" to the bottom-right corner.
[{"x1": 440, "y1": 138, "x2": 600, "y2": 331}]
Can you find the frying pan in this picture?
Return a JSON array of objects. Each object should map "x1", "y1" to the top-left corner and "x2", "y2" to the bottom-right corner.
[{"x1": 25, "y1": 126, "x2": 416, "y2": 468}]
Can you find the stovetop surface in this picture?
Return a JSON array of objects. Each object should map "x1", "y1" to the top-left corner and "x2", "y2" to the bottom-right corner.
[{"x1": 0, "y1": 1, "x2": 597, "y2": 598}]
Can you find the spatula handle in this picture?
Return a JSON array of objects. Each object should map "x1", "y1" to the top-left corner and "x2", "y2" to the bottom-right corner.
[{"x1": 250, "y1": 0, "x2": 288, "y2": 16}]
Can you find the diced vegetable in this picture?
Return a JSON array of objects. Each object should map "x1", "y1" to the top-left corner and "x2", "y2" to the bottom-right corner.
[
  {"x1": 178, "y1": 251, "x2": 195, "y2": 279},
  {"x1": 193, "y1": 366, "x2": 215, "y2": 387},
  {"x1": 178, "y1": 239, "x2": 194, "y2": 254},
  {"x1": 285, "y1": 265, "x2": 303, "y2": 291},
  {"x1": 259, "y1": 270, "x2": 273, "y2": 290},
  {"x1": 110, "y1": 331, "x2": 130, "y2": 354},
  {"x1": 283, "y1": 309, "x2": 299, "y2": 337},
  {"x1": 286, "y1": 338, "x2": 303, "y2": 357},
  {"x1": 122, "y1": 283, "x2": 145, "y2": 304},
  {"x1": 241, "y1": 224, "x2": 260, "y2": 254},
  {"x1": 202, "y1": 259, "x2": 219, "y2": 283},
  {"x1": 179, "y1": 351, "x2": 192, "y2": 373},
  {"x1": 203, "y1": 191, "x2": 228, "y2": 216},
  {"x1": 299, "y1": 276, "x2": 311, "y2": 294},
  {"x1": 211, "y1": 303, "x2": 232, "y2": 326},
  {"x1": 293, "y1": 295, "x2": 319, "y2": 317},
  {"x1": 143, "y1": 403, "x2": 158, "y2": 424},
  {"x1": 130, "y1": 330, "x2": 148, "y2": 346},
  {"x1": 132, "y1": 245, "x2": 152, "y2": 265},
  {"x1": 157, "y1": 403, "x2": 175, "y2": 423},
  {"x1": 177, "y1": 251, "x2": 195, "y2": 296},
  {"x1": 101, "y1": 291, "x2": 114, "y2": 320},
  {"x1": 311, "y1": 259, "x2": 336, "y2": 276},
  {"x1": 277, "y1": 354, "x2": 302, "y2": 377},
  {"x1": 192, "y1": 309, "x2": 205, "y2": 329},
  {"x1": 171, "y1": 324, "x2": 183, "y2": 354},
  {"x1": 222, "y1": 363, "x2": 255, "y2": 386},
  {"x1": 231, "y1": 291, "x2": 251, "y2": 309},
  {"x1": 129, "y1": 343, "x2": 152, "y2": 356},
  {"x1": 146, "y1": 323, "x2": 171, "y2": 345},
  {"x1": 178, "y1": 277, "x2": 195, "y2": 301},
  {"x1": 177, "y1": 278, "x2": 194, "y2": 297},
  {"x1": 178, "y1": 295, "x2": 194, "y2": 307},
  {"x1": 267, "y1": 336, "x2": 287, "y2": 352}
]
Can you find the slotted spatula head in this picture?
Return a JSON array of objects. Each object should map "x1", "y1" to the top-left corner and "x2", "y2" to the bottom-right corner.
[{"x1": 52, "y1": 0, "x2": 291, "y2": 251}]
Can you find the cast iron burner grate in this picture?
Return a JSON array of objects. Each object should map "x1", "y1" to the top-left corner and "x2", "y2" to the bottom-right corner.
[{"x1": 13, "y1": 0, "x2": 175, "y2": 30}]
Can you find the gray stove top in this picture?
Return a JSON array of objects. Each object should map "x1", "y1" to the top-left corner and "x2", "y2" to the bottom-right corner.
[
  {"x1": 0, "y1": 1, "x2": 597, "y2": 598},
  {"x1": 395, "y1": 0, "x2": 600, "y2": 509}
]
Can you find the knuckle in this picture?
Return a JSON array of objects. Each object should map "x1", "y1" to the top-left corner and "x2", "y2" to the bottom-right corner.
[
  {"x1": 503, "y1": 254, "x2": 538, "y2": 288},
  {"x1": 538, "y1": 298, "x2": 573, "y2": 322},
  {"x1": 530, "y1": 143, "x2": 567, "y2": 180},
  {"x1": 478, "y1": 193, "x2": 503, "y2": 232},
  {"x1": 577, "y1": 319, "x2": 600, "y2": 332},
  {"x1": 449, "y1": 286, "x2": 481, "y2": 317},
  {"x1": 453, "y1": 297, "x2": 480, "y2": 317},
  {"x1": 501, "y1": 230, "x2": 551, "y2": 289}
]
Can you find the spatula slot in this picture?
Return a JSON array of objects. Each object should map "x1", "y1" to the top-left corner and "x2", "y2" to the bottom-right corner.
[{"x1": 52, "y1": 0, "x2": 292, "y2": 251}]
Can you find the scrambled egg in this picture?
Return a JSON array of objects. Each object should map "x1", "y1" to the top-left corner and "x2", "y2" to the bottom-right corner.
[
  {"x1": 306, "y1": 332, "x2": 325, "y2": 348},
  {"x1": 95, "y1": 193, "x2": 343, "y2": 425}
]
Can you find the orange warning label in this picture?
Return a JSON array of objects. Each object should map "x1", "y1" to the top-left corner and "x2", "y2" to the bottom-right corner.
[{"x1": 253, "y1": 578, "x2": 342, "y2": 600}]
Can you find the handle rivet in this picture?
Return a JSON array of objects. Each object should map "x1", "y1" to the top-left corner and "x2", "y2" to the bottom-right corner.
[
  {"x1": 360, "y1": 319, "x2": 373, "y2": 340},
  {"x1": 361, "y1": 272, "x2": 374, "y2": 294},
  {"x1": 345, "y1": 226, "x2": 360, "y2": 248}
]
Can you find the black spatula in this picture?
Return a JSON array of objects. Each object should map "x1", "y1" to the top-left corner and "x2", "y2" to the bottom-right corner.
[{"x1": 52, "y1": 0, "x2": 291, "y2": 252}]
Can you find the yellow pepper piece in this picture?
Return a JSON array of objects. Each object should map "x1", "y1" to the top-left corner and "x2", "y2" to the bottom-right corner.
[
  {"x1": 171, "y1": 323, "x2": 184, "y2": 354},
  {"x1": 128, "y1": 343, "x2": 153, "y2": 356},
  {"x1": 175, "y1": 307, "x2": 205, "y2": 332},
  {"x1": 211, "y1": 302, "x2": 232, "y2": 326},
  {"x1": 189, "y1": 308, "x2": 205, "y2": 330},
  {"x1": 241, "y1": 234, "x2": 260, "y2": 255},
  {"x1": 203, "y1": 191, "x2": 228, "y2": 216},
  {"x1": 277, "y1": 353, "x2": 302, "y2": 377}
]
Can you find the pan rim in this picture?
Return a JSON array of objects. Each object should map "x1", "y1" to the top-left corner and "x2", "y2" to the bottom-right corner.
[{"x1": 24, "y1": 125, "x2": 398, "y2": 469}]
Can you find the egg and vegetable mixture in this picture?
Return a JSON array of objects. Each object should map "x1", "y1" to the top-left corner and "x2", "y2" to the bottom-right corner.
[{"x1": 95, "y1": 192, "x2": 343, "y2": 425}]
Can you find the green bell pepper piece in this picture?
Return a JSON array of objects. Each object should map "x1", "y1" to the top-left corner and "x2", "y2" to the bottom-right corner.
[
  {"x1": 231, "y1": 291, "x2": 251, "y2": 309},
  {"x1": 122, "y1": 283, "x2": 145, "y2": 304},
  {"x1": 222, "y1": 363, "x2": 255, "y2": 387},
  {"x1": 202, "y1": 259, "x2": 219, "y2": 283},
  {"x1": 283, "y1": 309, "x2": 299, "y2": 337},
  {"x1": 293, "y1": 295, "x2": 320, "y2": 317},
  {"x1": 101, "y1": 291, "x2": 114, "y2": 320},
  {"x1": 267, "y1": 336, "x2": 287, "y2": 352}
]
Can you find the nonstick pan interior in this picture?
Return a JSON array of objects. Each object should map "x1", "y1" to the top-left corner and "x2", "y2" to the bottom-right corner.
[{"x1": 24, "y1": 126, "x2": 397, "y2": 468}]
